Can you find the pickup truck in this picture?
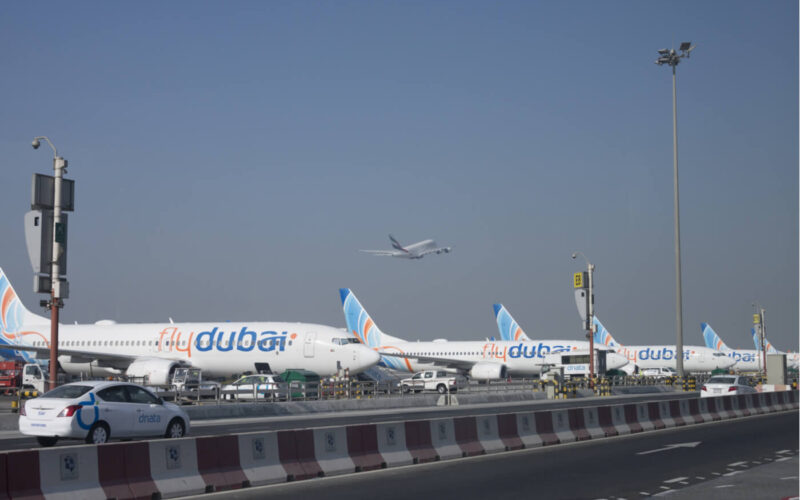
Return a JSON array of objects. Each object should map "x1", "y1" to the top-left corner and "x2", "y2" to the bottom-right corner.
[{"x1": 399, "y1": 370, "x2": 466, "y2": 394}]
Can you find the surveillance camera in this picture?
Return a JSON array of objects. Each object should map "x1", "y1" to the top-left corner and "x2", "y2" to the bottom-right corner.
[{"x1": 31, "y1": 139, "x2": 40, "y2": 149}]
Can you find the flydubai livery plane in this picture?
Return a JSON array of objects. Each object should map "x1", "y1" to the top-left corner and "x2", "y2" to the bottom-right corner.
[
  {"x1": 593, "y1": 317, "x2": 735, "y2": 373},
  {"x1": 359, "y1": 235, "x2": 451, "y2": 260},
  {"x1": 339, "y1": 289, "x2": 627, "y2": 379},
  {"x1": 493, "y1": 304, "x2": 631, "y2": 373},
  {"x1": 751, "y1": 329, "x2": 799, "y2": 369},
  {"x1": 0, "y1": 268, "x2": 379, "y2": 385},
  {"x1": 701, "y1": 323, "x2": 760, "y2": 372}
]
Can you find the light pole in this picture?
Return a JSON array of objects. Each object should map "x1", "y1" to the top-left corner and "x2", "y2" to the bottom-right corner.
[
  {"x1": 752, "y1": 303, "x2": 767, "y2": 379},
  {"x1": 655, "y1": 42, "x2": 695, "y2": 378},
  {"x1": 32, "y1": 136, "x2": 66, "y2": 391},
  {"x1": 572, "y1": 251, "x2": 594, "y2": 387}
]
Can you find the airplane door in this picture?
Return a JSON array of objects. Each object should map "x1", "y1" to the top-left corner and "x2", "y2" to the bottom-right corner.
[{"x1": 303, "y1": 332, "x2": 316, "y2": 358}]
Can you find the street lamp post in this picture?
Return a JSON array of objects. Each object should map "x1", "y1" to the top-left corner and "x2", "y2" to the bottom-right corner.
[
  {"x1": 753, "y1": 303, "x2": 767, "y2": 379},
  {"x1": 572, "y1": 251, "x2": 594, "y2": 387},
  {"x1": 656, "y1": 42, "x2": 695, "y2": 378},
  {"x1": 32, "y1": 136, "x2": 66, "y2": 391}
]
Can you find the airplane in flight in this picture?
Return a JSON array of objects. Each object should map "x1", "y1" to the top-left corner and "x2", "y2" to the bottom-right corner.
[
  {"x1": 339, "y1": 289, "x2": 628, "y2": 379},
  {"x1": 751, "y1": 328, "x2": 799, "y2": 369},
  {"x1": 492, "y1": 303, "x2": 633, "y2": 374},
  {"x1": 0, "y1": 267, "x2": 379, "y2": 385},
  {"x1": 701, "y1": 323, "x2": 760, "y2": 372},
  {"x1": 593, "y1": 317, "x2": 736, "y2": 373},
  {"x1": 359, "y1": 235, "x2": 451, "y2": 259}
]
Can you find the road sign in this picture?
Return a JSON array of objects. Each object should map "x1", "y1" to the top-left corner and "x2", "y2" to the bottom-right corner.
[
  {"x1": 31, "y1": 173, "x2": 75, "y2": 211},
  {"x1": 753, "y1": 314, "x2": 761, "y2": 325},
  {"x1": 24, "y1": 210, "x2": 67, "y2": 275},
  {"x1": 573, "y1": 272, "x2": 588, "y2": 289}
]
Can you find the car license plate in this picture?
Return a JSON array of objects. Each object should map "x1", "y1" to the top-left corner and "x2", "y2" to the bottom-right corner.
[{"x1": 713, "y1": 388, "x2": 722, "y2": 394}]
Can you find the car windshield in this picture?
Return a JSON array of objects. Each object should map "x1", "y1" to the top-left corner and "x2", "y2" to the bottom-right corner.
[
  {"x1": 42, "y1": 384, "x2": 93, "y2": 399},
  {"x1": 707, "y1": 377, "x2": 736, "y2": 384},
  {"x1": 271, "y1": 375, "x2": 284, "y2": 382}
]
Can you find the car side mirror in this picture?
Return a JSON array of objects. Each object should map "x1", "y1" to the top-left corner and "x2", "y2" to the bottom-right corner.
[{"x1": 157, "y1": 397, "x2": 164, "y2": 405}]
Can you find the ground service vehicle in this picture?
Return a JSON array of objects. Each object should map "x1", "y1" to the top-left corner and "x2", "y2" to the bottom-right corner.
[
  {"x1": 700, "y1": 375, "x2": 757, "y2": 397},
  {"x1": 641, "y1": 367, "x2": 678, "y2": 379},
  {"x1": 399, "y1": 370, "x2": 466, "y2": 394},
  {"x1": 19, "y1": 381, "x2": 190, "y2": 446}
]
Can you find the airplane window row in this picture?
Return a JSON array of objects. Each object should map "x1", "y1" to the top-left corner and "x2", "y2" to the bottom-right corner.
[{"x1": 29, "y1": 338, "x2": 293, "y2": 349}]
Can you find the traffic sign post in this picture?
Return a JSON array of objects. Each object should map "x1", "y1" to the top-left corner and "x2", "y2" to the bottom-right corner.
[
  {"x1": 572, "y1": 259, "x2": 595, "y2": 388},
  {"x1": 30, "y1": 137, "x2": 74, "y2": 391}
]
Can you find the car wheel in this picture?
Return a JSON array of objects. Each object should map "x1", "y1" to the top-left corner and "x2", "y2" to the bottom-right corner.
[
  {"x1": 436, "y1": 384, "x2": 447, "y2": 394},
  {"x1": 36, "y1": 436, "x2": 58, "y2": 447},
  {"x1": 165, "y1": 418, "x2": 186, "y2": 439},
  {"x1": 86, "y1": 422, "x2": 110, "y2": 444},
  {"x1": 402, "y1": 384, "x2": 410, "y2": 394}
]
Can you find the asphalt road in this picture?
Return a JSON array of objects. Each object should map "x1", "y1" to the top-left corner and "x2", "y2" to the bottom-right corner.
[
  {"x1": 190, "y1": 410, "x2": 799, "y2": 500},
  {"x1": 0, "y1": 392, "x2": 694, "y2": 451}
]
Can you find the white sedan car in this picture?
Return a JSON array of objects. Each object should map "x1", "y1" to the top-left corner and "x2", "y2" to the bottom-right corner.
[
  {"x1": 700, "y1": 375, "x2": 757, "y2": 398},
  {"x1": 222, "y1": 374, "x2": 287, "y2": 401},
  {"x1": 19, "y1": 381, "x2": 190, "y2": 446}
]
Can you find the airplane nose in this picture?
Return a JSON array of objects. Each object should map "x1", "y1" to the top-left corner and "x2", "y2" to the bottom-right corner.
[
  {"x1": 608, "y1": 353, "x2": 628, "y2": 370},
  {"x1": 350, "y1": 346, "x2": 380, "y2": 373}
]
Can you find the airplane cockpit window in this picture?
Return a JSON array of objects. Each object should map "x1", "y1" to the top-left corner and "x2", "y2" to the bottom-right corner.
[{"x1": 333, "y1": 338, "x2": 361, "y2": 346}]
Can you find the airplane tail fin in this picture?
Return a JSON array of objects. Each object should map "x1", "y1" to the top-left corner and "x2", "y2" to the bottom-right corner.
[
  {"x1": 751, "y1": 327, "x2": 779, "y2": 353},
  {"x1": 388, "y1": 235, "x2": 406, "y2": 252},
  {"x1": 592, "y1": 317, "x2": 621, "y2": 348},
  {"x1": 701, "y1": 323, "x2": 729, "y2": 351},
  {"x1": 0, "y1": 267, "x2": 49, "y2": 355},
  {"x1": 339, "y1": 288, "x2": 406, "y2": 348},
  {"x1": 493, "y1": 304, "x2": 530, "y2": 341}
]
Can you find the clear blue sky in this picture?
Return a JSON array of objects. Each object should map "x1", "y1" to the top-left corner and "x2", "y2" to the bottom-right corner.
[{"x1": 1, "y1": 1, "x2": 797, "y2": 350}]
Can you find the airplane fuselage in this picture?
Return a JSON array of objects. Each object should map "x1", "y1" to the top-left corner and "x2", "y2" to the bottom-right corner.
[
  {"x1": 612, "y1": 344, "x2": 735, "y2": 373},
  {"x1": 11, "y1": 321, "x2": 378, "y2": 379}
]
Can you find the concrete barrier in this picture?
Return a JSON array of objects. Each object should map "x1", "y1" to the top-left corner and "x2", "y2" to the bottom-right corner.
[
  {"x1": 497, "y1": 413, "x2": 524, "y2": 450},
  {"x1": 534, "y1": 411, "x2": 560, "y2": 445},
  {"x1": 550, "y1": 410, "x2": 574, "y2": 443},
  {"x1": 277, "y1": 429, "x2": 323, "y2": 481},
  {"x1": 312, "y1": 426, "x2": 355, "y2": 476},
  {"x1": 404, "y1": 420, "x2": 438, "y2": 464},
  {"x1": 38, "y1": 446, "x2": 106, "y2": 499},
  {"x1": 452, "y1": 417, "x2": 485, "y2": 457},
  {"x1": 475, "y1": 415, "x2": 506, "y2": 454},
  {"x1": 595, "y1": 406, "x2": 619, "y2": 437},
  {"x1": 346, "y1": 424, "x2": 385, "y2": 472},
  {"x1": 580, "y1": 407, "x2": 605, "y2": 439},
  {"x1": 98, "y1": 441, "x2": 161, "y2": 500},
  {"x1": 5, "y1": 450, "x2": 42, "y2": 499},
  {"x1": 646, "y1": 402, "x2": 666, "y2": 430},
  {"x1": 196, "y1": 435, "x2": 249, "y2": 491},
  {"x1": 148, "y1": 438, "x2": 209, "y2": 498},
  {"x1": 376, "y1": 422, "x2": 414, "y2": 467},
  {"x1": 515, "y1": 412, "x2": 545, "y2": 448},
  {"x1": 430, "y1": 418, "x2": 462, "y2": 460},
  {"x1": 237, "y1": 432, "x2": 287, "y2": 486}
]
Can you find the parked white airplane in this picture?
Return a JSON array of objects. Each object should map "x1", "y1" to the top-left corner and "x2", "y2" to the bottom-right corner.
[
  {"x1": 0, "y1": 268, "x2": 379, "y2": 385},
  {"x1": 701, "y1": 323, "x2": 761, "y2": 372},
  {"x1": 493, "y1": 303, "x2": 633, "y2": 374},
  {"x1": 593, "y1": 317, "x2": 735, "y2": 373},
  {"x1": 751, "y1": 329, "x2": 799, "y2": 369},
  {"x1": 339, "y1": 289, "x2": 628, "y2": 379},
  {"x1": 359, "y1": 235, "x2": 451, "y2": 259}
]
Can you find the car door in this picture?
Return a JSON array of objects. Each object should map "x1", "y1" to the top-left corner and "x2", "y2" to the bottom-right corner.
[
  {"x1": 125, "y1": 385, "x2": 170, "y2": 437},
  {"x1": 95, "y1": 385, "x2": 133, "y2": 438}
]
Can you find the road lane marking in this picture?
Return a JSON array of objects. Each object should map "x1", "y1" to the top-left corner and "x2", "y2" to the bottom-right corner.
[
  {"x1": 638, "y1": 492, "x2": 650, "y2": 496},
  {"x1": 775, "y1": 457, "x2": 791, "y2": 462},
  {"x1": 636, "y1": 442, "x2": 701, "y2": 455},
  {"x1": 715, "y1": 485, "x2": 735, "y2": 489},
  {"x1": 723, "y1": 470, "x2": 743, "y2": 477},
  {"x1": 663, "y1": 477, "x2": 688, "y2": 484},
  {"x1": 727, "y1": 461, "x2": 747, "y2": 467},
  {"x1": 695, "y1": 476, "x2": 704, "y2": 480},
  {"x1": 781, "y1": 476, "x2": 798, "y2": 480},
  {"x1": 751, "y1": 461, "x2": 761, "y2": 464},
  {"x1": 776, "y1": 449, "x2": 791, "y2": 454}
]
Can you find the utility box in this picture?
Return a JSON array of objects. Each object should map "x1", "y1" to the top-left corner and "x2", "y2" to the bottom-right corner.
[{"x1": 766, "y1": 354, "x2": 787, "y2": 385}]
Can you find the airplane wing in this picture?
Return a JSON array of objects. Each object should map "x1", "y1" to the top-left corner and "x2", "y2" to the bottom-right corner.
[
  {"x1": 0, "y1": 344, "x2": 181, "y2": 369},
  {"x1": 378, "y1": 351, "x2": 478, "y2": 372},
  {"x1": 358, "y1": 250, "x2": 402, "y2": 257},
  {"x1": 416, "y1": 246, "x2": 452, "y2": 257}
]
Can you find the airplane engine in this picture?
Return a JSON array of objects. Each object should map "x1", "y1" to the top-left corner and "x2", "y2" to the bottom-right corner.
[
  {"x1": 125, "y1": 358, "x2": 186, "y2": 387},
  {"x1": 469, "y1": 362, "x2": 507, "y2": 381}
]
